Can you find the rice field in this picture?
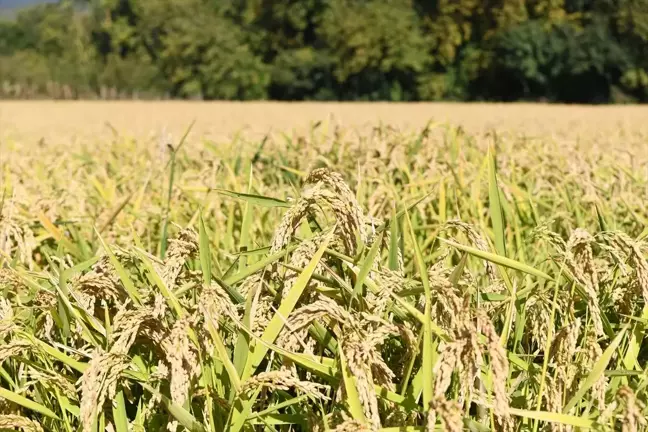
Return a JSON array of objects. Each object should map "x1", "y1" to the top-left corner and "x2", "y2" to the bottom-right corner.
[{"x1": 2, "y1": 102, "x2": 648, "y2": 432}]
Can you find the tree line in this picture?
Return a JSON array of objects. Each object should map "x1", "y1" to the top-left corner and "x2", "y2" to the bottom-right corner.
[{"x1": 1, "y1": 0, "x2": 647, "y2": 103}]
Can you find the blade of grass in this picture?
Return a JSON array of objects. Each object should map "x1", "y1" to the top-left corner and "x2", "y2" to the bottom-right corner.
[
  {"x1": 0, "y1": 387, "x2": 60, "y2": 420},
  {"x1": 160, "y1": 119, "x2": 195, "y2": 258},
  {"x1": 563, "y1": 323, "x2": 629, "y2": 412},
  {"x1": 339, "y1": 349, "x2": 368, "y2": 424},
  {"x1": 388, "y1": 208, "x2": 401, "y2": 271},
  {"x1": 98, "y1": 192, "x2": 133, "y2": 233},
  {"x1": 440, "y1": 238, "x2": 553, "y2": 281},
  {"x1": 351, "y1": 230, "x2": 384, "y2": 306},
  {"x1": 238, "y1": 167, "x2": 254, "y2": 271},
  {"x1": 509, "y1": 407, "x2": 595, "y2": 428},
  {"x1": 95, "y1": 228, "x2": 142, "y2": 305},
  {"x1": 132, "y1": 248, "x2": 180, "y2": 315},
  {"x1": 487, "y1": 146, "x2": 507, "y2": 257},
  {"x1": 113, "y1": 390, "x2": 129, "y2": 432},
  {"x1": 247, "y1": 396, "x2": 309, "y2": 420},
  {"x1": 214, "y1": 189, "x2": 290, "y2": 208},
  {"x1": 404, "y1": 210, "x2": 434, "y2": 409},
  {"x1": 243, "y1": 228, "x2": 334, "y2": 380},
  {"x1": 224, "y1": 244, "x2": 298, "y2": 286},
  {"x1": 37, "y1": 211, "x2": 81, "y2": 257},
  {"x1": 232, "y1": 277, "x2": 256, "y2": 381},
  {"x1": 140, "y1": 383, "x2": 205, "y2": 432},
  {"x1": 199, "y1": 213, "x2": 212, "y2": 284}
]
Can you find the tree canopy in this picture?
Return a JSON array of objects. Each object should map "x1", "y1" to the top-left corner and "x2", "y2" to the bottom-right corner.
[{"x1": 1, "y1": 0, "x2": 647, "y2": 102}]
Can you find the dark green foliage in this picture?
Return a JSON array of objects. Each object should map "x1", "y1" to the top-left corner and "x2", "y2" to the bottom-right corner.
[
  {"x1": 317, "y1": 0, "x2": 431, "y2": 101},
  {"x1": 476, "y1": 20, "x2": 629, "y2": 102},
  {"x1": 0, "y1": 0, "x2": 647, "y2": 102}
]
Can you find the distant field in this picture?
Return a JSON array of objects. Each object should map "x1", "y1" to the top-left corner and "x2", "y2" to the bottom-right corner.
[
  {"x1": 2, "y1": 101, "x2": 648, "y2": 144},
  {"x1": 2, "y1": 101, "x2": 648, "y2": 431}
]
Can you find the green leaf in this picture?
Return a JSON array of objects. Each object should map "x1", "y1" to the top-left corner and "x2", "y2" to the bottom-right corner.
[
  {"x1": 440, "y1": 238, "x2": 553, "y2": 281},
  {"x1": 208, "y1": 326, "x2": 242, "y2": 393},
  {"x1": 132, "y1": 248, "x2": 182, "y2": 316},
  {"x1": 380, "y1": 428, "x2": 424, "y2": 432},
  {"x1": 199, "y1": 213, "x2": 212, "y2": 285},
  {"x1": 113, "y1": 390, "x2": 129, "y2": 432},
  {"x1": 488, "y1": 146, "x2": 507, "y2": 257},
  {"x1": 238, "y1": 167, "x2": 254, "y2": 271},
  {"x1": 160, "y1": 119, "x2": 195, "y2": 258},
  {"x1": 352, "y1": 230, "x2": 384, "y2": 304},
  {"x1": 563, "y1": 324, "x2": 629, "y2": 413},
  {"x1": 55, "y1": 269, "x2": 103, "y2": 346},
  {"x1": 243, "y1": 230, "x2": 334, "y2": 379},
  {"x1": 404, "y1": 210, "x2": 434, "y2": 408},
  {"x1": 213, "y1": 276, "x2": 245, "y2": 304},
  {"x1": 244, "y1": 329, "x2": 337, "y2": 379},
  {"x1": 509, "y1": 407, "x2": 595, "y2": 427},
  {"x1": 140, "y1": 383, "x2": 205, "y2": 432},
  {"x1": 339, "y1": 349, "x2": 368, "y2": 424},
  {"x1": 224, "y1": 244, "x2": 298, "y2": 286},
  {"x1": 595, "y1": 204, "x2": 608, "y2": 232},
  {"x1": 98, "y1": 192, "x2": 133, "y2": 233},
  {"x1": 214, "y1": 189, "x2": 291, "y2": 208},
  {"x1": 95, "y1": 228, "x2": 142, "y2": 305},
  {"x1": 37, "y1": 211, "x2": 81, "y2": 257},
  {"x1": 248, "y1": 396, "x2": 309, "y2": 420},
  {"x1": 228, "y1": 388, "x2": 261, "y2": 432},
  {"x1": 233, "y1": 278, "x2": 255, "y2": 382},
  {"x1": 35, "y1": 339, "x2": 88, "y2": 373},
  {"x1": 388, "y1": 209, "x2": 401, "y2": 271},
  {"x1": 0, "y1": 387, "x2": 60, "y2": 420}
]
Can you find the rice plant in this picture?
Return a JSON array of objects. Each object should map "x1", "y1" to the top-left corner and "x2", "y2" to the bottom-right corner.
[{"x1": 1, "y1": 119, "x2": 648, "y2": 431}]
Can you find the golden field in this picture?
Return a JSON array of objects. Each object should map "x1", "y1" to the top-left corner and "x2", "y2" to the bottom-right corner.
[
  {"x1": 2, "y1": 102, "x2": 648, "y2": 432},
  {"x1": 2, "y1": 101, "x2": 648, "y2": 142}
]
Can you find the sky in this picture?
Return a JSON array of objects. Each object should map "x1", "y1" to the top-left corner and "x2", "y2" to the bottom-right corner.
[{"x1": 0, "y1": 0, "x2": 55, "y2": 9}]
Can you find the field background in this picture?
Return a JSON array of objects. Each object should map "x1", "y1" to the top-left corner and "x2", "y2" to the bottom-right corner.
[{"x1": 2, "y1": 102, "x2": 648, "y2": 143}]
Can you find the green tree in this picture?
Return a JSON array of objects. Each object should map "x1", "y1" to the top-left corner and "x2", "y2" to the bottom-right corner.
[
  {"x1": 478, "y1": 19, "x2": 629, "y2": 102},
  {"x1": 0, "y1": 0, "x2": 646, "y2": 102},
  {"x1": 613, "y1": 0, "x2": 648, "y2": 100},
  {"x1": 223, "y1": 0, "x2": 334, "y2": 100},
  {"x1": 89, "y1": 0, "x2": 269, "y2": 99},
  {"x1": 318, "y1": 0, "x2": 431, "y2": 100},
  {"x1": 0, "y1": 1, "x2": 97, "y2": 97}
]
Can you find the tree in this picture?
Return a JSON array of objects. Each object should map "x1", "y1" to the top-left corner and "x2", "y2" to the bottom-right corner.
[
  {"x1": 477, "y1": 18, "x2": 629, "y2": 102},
  {"x1": 0, "y1": 0, "x2": 646, "y2": 102},
  {"x1": 318, "y1": 0, "x2": 431, "y2": 100},
  {"x1": 93, "y1": 0, "x2": 269, "y2": 99},
  {"x1": 0, "y1": 1, "x2": 97, "y2": 97}
]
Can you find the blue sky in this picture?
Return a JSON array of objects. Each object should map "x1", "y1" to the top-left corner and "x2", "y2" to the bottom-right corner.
[{"x1": 0, "y1": 0, "x2": 56, "y2": 9}]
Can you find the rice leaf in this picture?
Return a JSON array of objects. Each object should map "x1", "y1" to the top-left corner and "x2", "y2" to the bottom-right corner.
[
  {"x1": 224, "y1": 244, "x2": 298, "y2": 286},
  {"x1": 140, "y1": 383, "x2": 205, "y2": 432},
  {"x1": 487, "y1": 146, "x2": 507, "y2": 257},
  {"x1": 440, "y1": 238, "x2": 553, "y2": 281},
  {"x1": 214, "y1": 189, "x2": 291, "y2": 208},
  {"x1": 564, "y1": 323, "x2": 629, "y2": 412},
  {"x1": 339, "y1": 349, "x2": 368, "y2": 424},
  {"x1": 388, "y1": 208, "x2": 401, "y2": 271},
  {"x1": 404, "y1": 210, "x2": 433, "y2": 408},
  {"x1": 509, "y1": 407, "x2": 595, "y2": 427},
  {"x1": 95, "y1": 228, "x2": 142, "y2": 305},
  {"x1": 0, "y1": 387, "x2": 60, "y2": 420},
  {"x1": 244, "y1": 229, "x2": 334, "y2": 379},
  {"x1": 351, "y1": 230, "x2": 384, "y2": 305},
  {"x1": 238, "y1": 167, "x2": 254, "y2": 271},
  {"x1": 37, "y1": 211, "x2": 81, "y2": 257},
  {"x1": 199, "y1": 212, "x2": 212, "y2": 284},
  {"x1": 113, "y1": 390, "x2": 129, "y2": 432}
]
